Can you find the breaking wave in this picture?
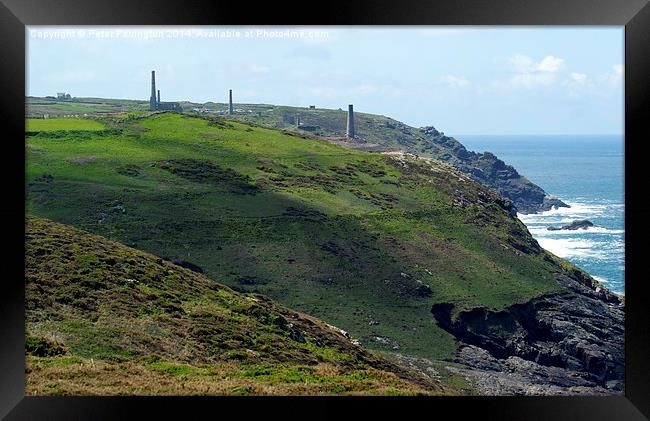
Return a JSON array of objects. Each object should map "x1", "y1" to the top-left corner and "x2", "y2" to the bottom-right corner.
[
  {"x1": 528, "y1": 226, "x2": 625, "y2": 235},
  {"x1": 517, "y1": 200, "x2": 625, "y2": 294}
]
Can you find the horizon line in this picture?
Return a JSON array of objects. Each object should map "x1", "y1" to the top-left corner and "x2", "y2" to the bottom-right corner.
[
  {"x1": 452, "y1": 133, "x2": 624, "y2": 137},
  {"x1": 25, "y1": 95, "x2": 624, "y2": 137}
]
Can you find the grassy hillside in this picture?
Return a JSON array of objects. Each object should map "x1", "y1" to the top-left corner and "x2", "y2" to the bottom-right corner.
[
  {"x1": 225, "y1": 104, "x2": 568, "y2": 213},
  {"x1": 26, "y1": 118, "x2": 107, "y2": 132},
  {"x1": 26, "y1": 217, "x2": 456, "y2": 395},
  {"x1": 26, "y1": 112, "x2": 573, "y2": 363},
  {"x1": 25, "y1": 97, "x2": 567, "y2": 213},
  {"x1": 230, "y1": 103, "x2": 418, "y2": 146}
]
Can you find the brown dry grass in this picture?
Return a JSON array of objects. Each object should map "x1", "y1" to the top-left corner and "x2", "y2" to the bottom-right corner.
[{"x1": 26, "y1": 357, "x2": 447, "y2": 396}]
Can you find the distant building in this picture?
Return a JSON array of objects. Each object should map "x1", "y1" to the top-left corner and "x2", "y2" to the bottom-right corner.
[
  {"x1": 309, "y1": 105, "x2": 316, "y2": 109},
  {"x1": 191, "y1": 107, "x2": 216, "y2": 114},
  {"x1": 57, "y1": 92, "x2": 71, "y2": 100},
  {"x1": 149, "y1": 70, "x2": 182, "y2": 112}
]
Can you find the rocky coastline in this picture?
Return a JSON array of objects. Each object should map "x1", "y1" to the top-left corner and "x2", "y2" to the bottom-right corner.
[
  {"x1": 419, "y1": 126, "x2": 569, "y2": 214},
  {"x1": 417, "y1": 129, "x2": 624, "y2": 394},
  {"x1": 431, "y1": 268, "x2": 624, "y2": 395}
]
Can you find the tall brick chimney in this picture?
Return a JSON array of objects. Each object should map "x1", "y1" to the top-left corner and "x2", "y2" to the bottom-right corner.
[
  {"x1": 346, "y1": 104, "x2": 355, "y2": 139},
  {"x1": 149, "y1": 71, "x2": 157, "y2": 111}
]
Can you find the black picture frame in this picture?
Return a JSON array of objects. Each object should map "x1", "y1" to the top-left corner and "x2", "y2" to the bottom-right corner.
[{"x1": 2, "y1": 0, "x2": 649, "y2": 419}]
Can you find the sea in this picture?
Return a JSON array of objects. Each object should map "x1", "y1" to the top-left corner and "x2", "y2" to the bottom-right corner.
[{"x1": 454, "y1": 135, "x2": 625, "y2": 295}]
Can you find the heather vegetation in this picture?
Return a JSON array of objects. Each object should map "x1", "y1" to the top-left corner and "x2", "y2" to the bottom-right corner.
[{"x1": 26, "y1": 217, "x2": 452, "y2": 395}]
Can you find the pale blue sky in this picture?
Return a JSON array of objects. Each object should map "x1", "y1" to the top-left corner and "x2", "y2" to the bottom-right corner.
[{"x1": 27, "y1": 26, "x2": 624, "y2": 135}]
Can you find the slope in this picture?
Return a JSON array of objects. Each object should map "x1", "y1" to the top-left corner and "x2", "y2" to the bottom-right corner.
[
  {"x1": 226, "y1": 103, "x2": 568, "y2": 214},
  {"x1": 26, "y1": 112, "x2": 579, "y2": 363},
  {"x1": 26, "y1": 216, "x2": 454, "y2": 395}
]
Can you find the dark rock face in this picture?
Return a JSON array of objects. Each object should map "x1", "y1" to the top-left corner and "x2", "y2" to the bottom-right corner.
[
  {"x1": 448, "y1": 345, "x2": 620, "y2": 395},
  {"x1": 431, "y1": 272, "x2": 624, "y2": 394},
  {"x1": 548, "y1": 219, "x2": 594, "y2": 231},
  {"x1": 419, "y1": 126, "x2": 569, "y2": 214}
]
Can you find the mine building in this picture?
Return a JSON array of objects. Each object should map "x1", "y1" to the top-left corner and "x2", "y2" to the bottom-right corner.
[{"x1": 149, "y1": 71, "x2": 183, "y2": 112}]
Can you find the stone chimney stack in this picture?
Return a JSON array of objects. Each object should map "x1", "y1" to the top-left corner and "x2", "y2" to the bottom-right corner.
[
  {"x1": 346, "y1": 104, "x2": 355, "y2": 139},
  {"x1": 229, "y1": 89, "x2": 233, "y2": 114},
  {"x1": 150, "y1": 71, "x2": 157, "y2": 111},
  {"x1": 157, "y1": 89, "x2": 160, "y2": 105}
]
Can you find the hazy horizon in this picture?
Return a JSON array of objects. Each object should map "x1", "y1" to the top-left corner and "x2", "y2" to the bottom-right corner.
[{"x1": 27, "y1": 26, "x2": 624, "y2": 136}]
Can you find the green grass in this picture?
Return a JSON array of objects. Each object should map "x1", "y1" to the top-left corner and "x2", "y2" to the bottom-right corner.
[
  {"x1": 25, "y1": 217, "x2": 451, "y2": 395},
  {"x1": 26, "y1": 112, "x2": 569, "y2": 364},
  {"x1": 149, "y1": 360, "x2": 196, "y2": 376},
  {"x1": 26, "y1": 118, "x2": 107, "y2": 132}
]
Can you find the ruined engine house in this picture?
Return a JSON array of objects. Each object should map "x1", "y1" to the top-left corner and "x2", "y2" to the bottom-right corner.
[{"x1": 149, "y1": 70, "x2": 182, "y2": 112}]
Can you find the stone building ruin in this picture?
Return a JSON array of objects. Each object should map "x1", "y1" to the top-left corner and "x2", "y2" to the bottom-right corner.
[{"x1": 149, "y1": 70, "x2": 182, "y2": 112}]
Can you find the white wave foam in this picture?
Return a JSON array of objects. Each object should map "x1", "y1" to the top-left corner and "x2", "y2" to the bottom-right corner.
[
  {"x1": 518, "y1": 200, "x2": 625, "y2": 290},
  {"x1": 529, "y1": 226, "x2": 625, "y2": 236},
  {"x1": 536, "y1": 238, "x2": 607, "y2": 259},
  {"x1": 517, "y1": 201, "x2": 613, "y2": 222}
]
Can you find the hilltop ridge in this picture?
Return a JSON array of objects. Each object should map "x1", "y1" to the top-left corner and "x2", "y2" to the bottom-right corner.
[
  {"x1": 26, "y1": 96, "x2": 566, "y2": 213},
  {"x1": 224, "y1": 103, "x2": 569, "y2": 214}
]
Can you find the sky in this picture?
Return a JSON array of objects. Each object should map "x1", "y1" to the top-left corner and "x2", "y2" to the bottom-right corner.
[{"x1": 27, "y1": 26, "x2": 624, "y2": 135}]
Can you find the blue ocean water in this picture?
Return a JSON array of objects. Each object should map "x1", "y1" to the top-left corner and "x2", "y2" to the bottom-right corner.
[{"x1": 454, "y1": 135, "x2": 625, "y2": 295}]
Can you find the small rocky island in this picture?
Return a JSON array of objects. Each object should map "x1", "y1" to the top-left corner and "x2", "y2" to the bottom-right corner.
[{"x1": 547, "y1": 219, "x2": 594, "y2": 231}]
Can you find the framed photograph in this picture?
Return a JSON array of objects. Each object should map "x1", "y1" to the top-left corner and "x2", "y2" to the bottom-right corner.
[{"x1": 1, "y1": 0, "x2": 649, "y2": 419}]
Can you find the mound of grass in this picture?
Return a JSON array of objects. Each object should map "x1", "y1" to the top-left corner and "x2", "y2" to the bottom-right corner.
[{"x1": 25, "y1": 217, "x2": 451, "y2": 395}]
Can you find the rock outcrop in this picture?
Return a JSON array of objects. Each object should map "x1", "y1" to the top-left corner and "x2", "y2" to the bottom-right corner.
[
  {"x1": 431, "y1": 270, "x2": 624, "y2": 395},
  {"x1": 548, "y1": 219, "x2": 594, "y2": 231},
  {"x1": 447, "y1": 344, "x2": 618, "y2": 395},
  {"x1": 419, "y1": 126, "x2": 569, "y2": 214}
]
